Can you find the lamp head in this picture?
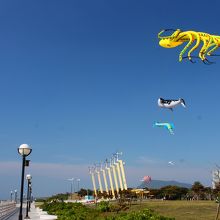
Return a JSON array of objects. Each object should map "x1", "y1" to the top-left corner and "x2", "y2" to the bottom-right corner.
[
  {"x1": 26, "y1": 174, "x2": 32, "y2": 180},
  {"x1": 18, "y1": 144, "x2": 32, "y2": 156}
]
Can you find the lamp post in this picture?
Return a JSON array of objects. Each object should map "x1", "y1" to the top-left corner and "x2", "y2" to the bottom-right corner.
[
  {"x1": 25, "y1": 174, "x2": 32, "y2": 219},
  {"x1": 18, "y1": 144, "x2": 32, "y2": 220},
  {"x1": 28, "y1": 185, "x2": 32, "y2": 211},
  {"x1": 10, "y1": 191, "x2": 13, "y2": 201},
  {"x1": 67, "y1": 178, "x2": 74, "y2": 200},
  {"x1": 14, "y1": 190, "x2": 17, "y2": 203},
  {"x1": 76, "y1": 179, "x2": 80, "y2": 193}
]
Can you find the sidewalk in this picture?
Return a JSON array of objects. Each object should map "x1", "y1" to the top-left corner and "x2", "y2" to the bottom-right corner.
[
  {"x1": 2, "y1": 208, "x2": 20, "y2": 220},
  {"x1": 3, "y1": 204, "x2": 57, "y2": 220},
  {"x1": 28, "y1": 203, "x2": 57, "y2": 220}
]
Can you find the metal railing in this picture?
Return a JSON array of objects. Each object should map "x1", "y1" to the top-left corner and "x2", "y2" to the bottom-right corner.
[{"x1": 0, "y1": 201, "x2": 16, "y2": 219}]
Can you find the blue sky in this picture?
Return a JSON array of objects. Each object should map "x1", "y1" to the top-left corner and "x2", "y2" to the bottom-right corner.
[{"x1": 1, "y1": 0, "x2": 220, "y2": 199}]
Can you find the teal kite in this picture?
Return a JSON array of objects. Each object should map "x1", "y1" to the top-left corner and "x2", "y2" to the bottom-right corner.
[{"x1": 153, "y1": 122, "x2": 174, "y2": 135}]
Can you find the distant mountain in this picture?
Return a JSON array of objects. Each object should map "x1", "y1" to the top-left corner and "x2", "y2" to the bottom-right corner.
[{"x1": 138, "y1": 180, "x2": 192, "y2": 189}]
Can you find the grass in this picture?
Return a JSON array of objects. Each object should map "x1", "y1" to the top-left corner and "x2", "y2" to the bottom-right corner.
[
  {"x1": 128, "y1": 200, "x2": 217, "y2": 220},
  {"x1": 35, "y1": 202, "x2": 44, "y2": 207},
  {"x1": 38, "y1": 199, "x2": 219, "y2": 219}
]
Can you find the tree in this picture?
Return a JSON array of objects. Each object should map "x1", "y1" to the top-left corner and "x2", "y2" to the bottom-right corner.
[
  {"x1": 203, "y1": 187, "x2": 212, "y2": 200},
  {"x1": 78, "y1": 188, "x2": 93, "y2": 197},
  {"x1": 160, "y1": 185, "x2": 188, "y2": 200},
  {"x1": 191, "y1": 181, "x2": 205, "y2": 200}
]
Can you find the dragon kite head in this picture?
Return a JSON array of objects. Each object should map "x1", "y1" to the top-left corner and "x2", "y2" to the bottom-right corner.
[{"x1": 158, "y1": 29, "x2": 183, "y2": 48}]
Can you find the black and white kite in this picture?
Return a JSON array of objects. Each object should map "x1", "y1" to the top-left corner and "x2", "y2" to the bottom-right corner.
[{"x1": 158, "y1": 98, "x2": 186, "y2": 111}]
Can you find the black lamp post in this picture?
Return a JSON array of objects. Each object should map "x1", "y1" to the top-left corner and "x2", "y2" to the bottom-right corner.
[
  {"x1": 10, "y1": 191, "x2": 13, "y2": 201},
  {"x1": 18, "y1": 144, "x2": 32, "y2": 220},
  {"x1": 25, "y1": 174, "x2": 32, "y2": 219},
  {"x1": 28, "y1": 185, "x2": 32, "y2": 211},
  {"x1": 67, "y1": 178, "x2": 74, "y2": 200},
  {"x1": 77, "y1": 179, "x2": 80, "y2": 193},
  {"x1": 14, "y1": 190, "x2": 17, "y2": 203}
]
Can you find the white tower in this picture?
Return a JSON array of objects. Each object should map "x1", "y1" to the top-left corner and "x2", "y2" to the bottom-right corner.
[
  {"x1": 105, "y1": 159, "x2": 115, "y2": 198},
  {"x1": 114, "y1": 153, "x2": 124, "y2": 190},
  {"x1": 101, "y1": 163, "x2": 109, "y2": 195},
  {"x1": 95, "y1": 164, "x2": 103, "y2": 194},
  {"x1": 111, "y1": 157, "x2": 119, "y2": 194},
  {"x1": 89, "y1": 167, "x2": 97, "y2": 197}
]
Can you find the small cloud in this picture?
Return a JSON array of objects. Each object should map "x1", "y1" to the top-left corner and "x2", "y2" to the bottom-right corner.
[
  {"x1": 179, "y1": 159, "x2": 185, "y2": 163},
  {"x1": 135, "y1": 156, "x2": 159, "y2": 165},
  {"x1": 197, "y1": 115, "x2": 203, "y2": 121},
  {"x1": 52, "y1": 154, "x2": 85, "y2": 163},
  {"x1": 0, "y1": 161, "x2": 90, "y2": 178}
]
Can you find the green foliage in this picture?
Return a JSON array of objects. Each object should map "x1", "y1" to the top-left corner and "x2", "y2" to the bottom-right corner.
[
  {"x1": 41, "y1": 201, "x2": 100, "y2": 220},
  {"x1": 97, "y1": 201, "x2": 110, "y2": 212},
  {"x1": 191, "y1": 181, "x2": 206, "y2": 200},
  {"x1": 103, "y1": 209, "x2": 174, "y2": 220},
  {"x1": 160, "y1": 186, "x2": 189, "y2": 200},
  {"x1": 35, "y1": 198, "x2": 46, "y2": 203},
  {"x1": 40, "y1": 201, "x2": 174, "y2": 220},
  {"x1": 46, "y1": 193, "x2": 69, "y2": 202},
  {"x1": 109, "y1": 203, "x2": 121, "y2": 213},
  {"x1": 35, "y1": 194, "x2": 68, "y2": 203},
  {"x1": 216, "y1": 197, "x2": 220, "y2": 203},
  {"x1": 149, "y1": 186, "x2": 189, "y2": 200},
  {"x1": 109, "y1": 200, "x2": 129, "y2": 213},
  {"x1": 191, "y1": 182, "x2": 204, "y2": 193},
  {"x1": 78, "y1": 189, "x2": 93, "y2": 197}
]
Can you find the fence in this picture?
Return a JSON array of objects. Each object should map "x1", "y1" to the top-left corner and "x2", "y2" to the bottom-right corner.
[{"x1": 0, "y1": 201, "x2": 16, "y2": 219}]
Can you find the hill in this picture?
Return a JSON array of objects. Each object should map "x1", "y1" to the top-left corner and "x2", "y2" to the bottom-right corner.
[{"x1": 138, "y1": 179, "x2": 192, "y2": 189}]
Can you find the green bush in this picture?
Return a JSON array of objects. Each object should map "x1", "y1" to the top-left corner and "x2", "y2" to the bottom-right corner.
[
  {"x1": 109, "y1": 203, "x2": 129, "y2": 213},
  {"x1": 97, "y1": 201, "x2": 110, "y2": 212},
  {"x1": 40, "y1": 201, "x2": 174, "y2": 220},
  {"x1": 41, "y1": 201, "x2": 100, "y2": 220}
]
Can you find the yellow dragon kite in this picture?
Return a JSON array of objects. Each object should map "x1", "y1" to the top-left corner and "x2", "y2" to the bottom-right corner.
[{"x1": 158, "y1": 29, "x2": 220, "y2": 64}]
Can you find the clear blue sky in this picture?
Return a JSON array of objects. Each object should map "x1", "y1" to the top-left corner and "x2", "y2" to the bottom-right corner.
[{"x1": 1, "y1": 0, "x2": 220, "y2": 199}]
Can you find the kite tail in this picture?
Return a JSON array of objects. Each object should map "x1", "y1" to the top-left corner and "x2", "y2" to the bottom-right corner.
[
  {"x1": 153, "y1": 122, "x2": 157, "y2": 127},
  {"x1": 180, "y1": 98, "x2": 186, "y2": 107}
]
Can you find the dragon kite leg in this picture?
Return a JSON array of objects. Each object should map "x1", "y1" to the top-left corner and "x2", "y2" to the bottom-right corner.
[{"x1": 158, "y1": 29, "x2": 220, "y2": 64}]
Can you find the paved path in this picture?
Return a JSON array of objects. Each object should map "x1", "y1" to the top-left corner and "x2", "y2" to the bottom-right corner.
[
  {"x1": 0, "y1": 208, "x2": 20, "y2": 220},
  {"x1": 1, "y1": 204, "x2": 57, "y2": 220}
]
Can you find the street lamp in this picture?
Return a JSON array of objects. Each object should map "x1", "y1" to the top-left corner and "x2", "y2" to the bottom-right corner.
[
  {"x1": 10, "y1": 191, "x2": 13, "y2": 202},
  {"x1": 67, "y1": 178, "x2": 74, "y2": 200},
  {"x1": 76, "y1": 179, "x2": 80, "y2": 193},
  {"x1": 14, "y1": 190, "x2": 17, "y2": 203},
  {"x1": 28, "y1": 184, "x2": 32, "y2": 211},
  {"x1": 25, "y1": 174, "x2": 32, "y2": 219},
  {"x1": 18, "y1": 144, "x2": 32, "y2": 220},
  {"x1": 10, "y1": 191, "x2": 13, "y2": 201}
]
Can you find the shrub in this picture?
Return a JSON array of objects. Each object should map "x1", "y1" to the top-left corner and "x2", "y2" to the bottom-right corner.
[
  {"x1": 97, "y1": 201, "x2": 110, "y2": 212},
  {"x1": 40, "y1": 201, "x2": 174, "y2": 220}
]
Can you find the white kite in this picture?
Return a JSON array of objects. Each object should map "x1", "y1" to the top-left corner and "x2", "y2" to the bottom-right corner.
[
  {"x1": 168, "y1": 161, "x2": 175, "y2": 165},
  {"x1": 158, "y1": 98, "x2": 186, "y2": 111}
]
